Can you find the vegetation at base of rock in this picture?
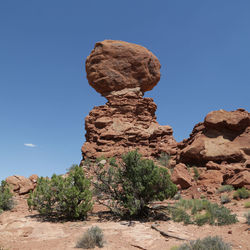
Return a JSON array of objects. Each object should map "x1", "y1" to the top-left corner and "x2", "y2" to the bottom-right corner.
[
  {"x1": 91, "y1": 150, "x2": 177, "y2": 218},
  {"x1": 76, "y1": 226, "x2": 104, "y2": 249},
  {"x1": 217, "y1": 185, "x2": 234, "y2": 193},
  {"x1": 233, "y1": 187, "x2": 250, "y2": 199},
  {"x1": 244, "y1": 201, "x2": 250, "y2": 208},
  {"x1": 158, "y1": 152, "x2": 171, "y2": 167},
  {"x1": 96, "y1": 156, "x2": 106, "y2": 163},
  {"x1": 109, "y1": 157, "x2": 118, "y2": 167},
  {"x1": 27, "y1": 165, "x2": 92, "y2": 220},
  {"x1": 173, "y1": 193, "x2": 182, "y2": 200},
  {"x1": 220, "y1": 194, "x2": 231, "y2": 204},
  {"x1": 0, "y1": 180, "x2": 14, "y2": 213},
  {"x1": 168, "y1": 199, "x2": 237, "y2": 226},
  {"x1": 83, "y1": 158, "x2": 92, "y2": 167},
  {"x1": 172, "y1": 236, "x2": 231, "y2": 250},
  {"x1": 244, "y1": 211, "x2": 250, "y2": 225},
  {"x1": 192, "y1": 167, "x2": 199, "y2": 181}
]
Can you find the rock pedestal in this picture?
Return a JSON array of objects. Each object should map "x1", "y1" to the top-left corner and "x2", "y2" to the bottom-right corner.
[{"x1": 81, "y1": 40, "x2": 176, "y2": 160}]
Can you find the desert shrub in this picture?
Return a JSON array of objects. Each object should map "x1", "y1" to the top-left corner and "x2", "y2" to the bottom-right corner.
[
  {"x1": 174, "y1": 236, "x2": 231, "y2": 250},
  {"x1": 0, "y1": 181, "x2": 14, "y2": 213},
  {"x1": 168, "y1": 199, "x2": 237, "y2": 226},
  {"x1": 67, "y1": 164, "x2": 79, "y2": 172},
  {"x1": 217, "y1": 185, "x2": 234, "y2": 193},
  {"x1": 76, "y1": 226, "x2": 104, "y2": 249},
  {"x1": 170, "y1": 207, "x2": 191, "y2": 224},
  {"x1": 233, "y1": 187, "x2": 250, "y2": 200},
  {"x1": 27, "y1": 165, "x2": 92, "y2": 220},
  {"x1": 173, "y1": 193, "x2": 182, "y2": 200},
  {"x1": 158, "y1": 152, "x2": 171, "y2": 167},
  {"x1": 244, "y1": 201, "x2": 250, "y2": 208},
  {"x1": 92, "y1": 150, "x2": 177, "y2": 218},
  {"x1": 193, "y1": 167, "x2": 199, "y2": 181},
  {"x1": 109, "y1": 157, "x2": 118, "y2": 167},
  {"x1": 244, "y1": 211, "x2": 250, "y2": 225},
  {"x1": 220, "y1": 194, "x2": 231, "y2": 204}
]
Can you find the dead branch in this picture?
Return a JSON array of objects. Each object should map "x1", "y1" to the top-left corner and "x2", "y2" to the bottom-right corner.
[{"x1": 151, "y1": 224, "x2": 187, "y2": 241}]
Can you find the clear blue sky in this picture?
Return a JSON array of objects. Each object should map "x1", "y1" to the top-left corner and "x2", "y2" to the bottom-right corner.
[{"x1": 0, "y1": 1, "x2": 249, "y2": 180}]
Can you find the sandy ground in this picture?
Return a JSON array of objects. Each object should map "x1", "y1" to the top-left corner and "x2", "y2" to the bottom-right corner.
[{"x1": 0, "y1": 195, "x2": 249, "y2": 250}]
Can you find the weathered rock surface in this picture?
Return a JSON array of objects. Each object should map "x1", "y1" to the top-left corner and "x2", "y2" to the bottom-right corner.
[
  {"x1": 171, "y1": 163, "x2": 192, "y2": 189},
  {"x1": 177, "y1": 109, "x2": 250, "y2": 190},
  {"x1": 86, "y1": 40, "x2": 161, "y2": 97},
  {"x1": 81, "y1": 40, "x2": 176, "y2": 160},
  {"x1": 6, "y1": 175, "x2": 36, "y2": 195},
  {"x1": 226, "y1": 171, "x2": 250, "y2": 188},
  {"x1": 178, "y1": 109, "x2": 250, "y2": 165}
]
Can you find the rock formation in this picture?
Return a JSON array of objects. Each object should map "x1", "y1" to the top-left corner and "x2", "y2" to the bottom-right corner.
[
  {"x1": 178, "y1": 109, "x2": 250, "y2": 165},
  {"x1": 6, "y1": 175, "x2": 38, "y2": 195},
  {"x1": 177, "y1": 109, "x2": 250, "y2": 189},
  {"x1": 81, "y1": 40, "x2": 177, "y2": 160},
  {"x1": 81, "y1": 40, "x2": 250, "y2": 191}
]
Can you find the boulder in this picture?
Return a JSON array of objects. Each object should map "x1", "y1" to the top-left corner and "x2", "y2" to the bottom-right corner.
[
  {"x1": 6, "y1": 175, "x2": 35, "y2": 195},
  {"x1": 86, "y1": 40, "x2": 161, "y2": 97},
  {"x1": 197, "y1": 170, "x2": 224, "y2": 188},
  {"x1": 179, "y1": 109, "x2": 250, "y2": 165},
  {"x1": 171, "y1": 163, "x2": 192, "y2": 189},
  {"x1": 226, "y1": 170, "x2": 250, "y2": 188}
]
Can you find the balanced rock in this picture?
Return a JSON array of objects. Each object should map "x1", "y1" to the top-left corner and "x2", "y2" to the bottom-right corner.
[
  {"x1": 81, "y1": 40, "x2": 176, "y2": 160},
  {"x1": 86, "y1": 40, "x2": 161, "y2": 97}
]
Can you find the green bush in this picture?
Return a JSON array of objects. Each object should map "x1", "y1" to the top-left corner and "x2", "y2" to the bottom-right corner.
[
  {"x1": 244, "y1": 211, "x2": 250, "y2": 225},
  {"x1": 109, "y1": 157, "x2": 118, "y2": 167},
  {"x1": 193, "y1": 167, "x2": 199, "y2": 181},
  {"x1": 168, "y1": 199, "x2": 237, "y2": 226},
  {"x1": 233, "y1": 187, "x2": 250, "y2": 200},
  {"x1": 220, "y1": 194, "x2": 231, "y2": 204},
  {"x1": 244, "y1": 201, "x2": 250, "y2": 208},
  {"x1": 27, "y1": 165, "x2": 92, "y2": 220},
  {"x1": 174, "y1": 236, "x2": 231, "y2": 250},
  {"x1": 76, "y1": 226, "x2": 104, "y2": 249},
  {"x1": 92, "y1": 150, "x2": 177, "y2": 218},
  {"x1": 67, "y1": 164, "x2": 79, "y2": 172},
  {"x1": 0, "y1": 181, "x2": 14, "y2": 213},
  {"x1": 217, "y1": 185, "x2": 234, "y2": 193},
  {"x1": 170, "y1": 207, "x2": 191, "y2": 224}
]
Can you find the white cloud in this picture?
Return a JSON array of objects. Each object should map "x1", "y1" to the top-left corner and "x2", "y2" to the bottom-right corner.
[{"x1": 24, "y1": 143, "x2": 37, "y2": 148}]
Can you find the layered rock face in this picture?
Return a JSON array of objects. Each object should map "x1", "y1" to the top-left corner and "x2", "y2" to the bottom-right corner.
[
  {"x1": 178, "y1": 109, "x2": 250, "y2": 165},
  {"x1": 174, "y1": 109, "x2": 250, "y2": 190},
  {"x1": 81, "y1": 40, "x2": 177, "y2": 160}
]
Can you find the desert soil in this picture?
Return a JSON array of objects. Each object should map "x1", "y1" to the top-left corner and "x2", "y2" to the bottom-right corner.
[{"x1": 0, "y1": 195, "x2": 249, "y2": 250}]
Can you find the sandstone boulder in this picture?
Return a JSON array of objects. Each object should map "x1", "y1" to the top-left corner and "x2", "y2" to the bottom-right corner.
[
  {"x1": 86, "y1": 40, "x2": 161, "y2": 97},
  {"x1": 197, "y1": 170, "x2": 224, "y2": 188},
  {"x1": 226, "y1": 170, "x2": 250, "y2": 188},
  {"x1": 179, "y1": 109, "x2": 250, "y2": 165},
  {"x1": 6, "y1": 175, "x2": 35, "y2": 195},
  {"x1": 171, "y1": 163, "x2": 192, "y2": 189}
]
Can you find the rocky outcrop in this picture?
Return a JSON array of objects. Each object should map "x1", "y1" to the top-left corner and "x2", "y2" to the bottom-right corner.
[
  {"x1": 178, "y1": 109, "x2": 250, "y2": 165},
  {"x1": 177, "y1": 109, "x2": 250, "y2": 190},
  {"x1": 81, "y1": 40, "x2": 176, "y2": 160},
  {"x1": 6, "y1": 175, "x2": 38, "y2": 195}
]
